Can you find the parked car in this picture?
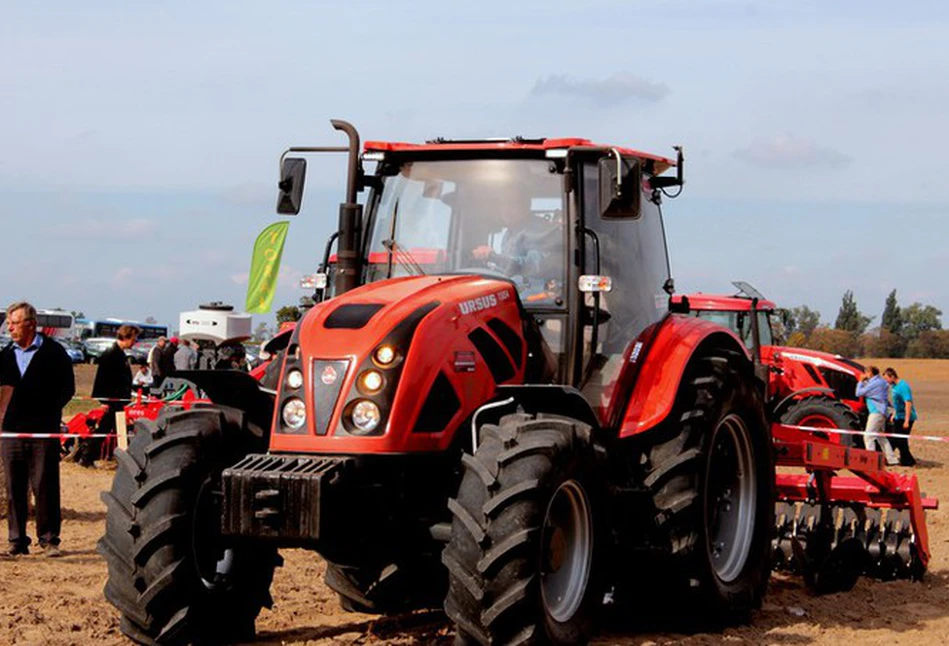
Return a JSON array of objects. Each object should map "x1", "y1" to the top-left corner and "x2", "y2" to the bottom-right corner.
[
  {"x1": 57, "y1": 338, "x2": 87, "y2": 364},
  {"x1": 127, "y1": 340, "x2": 156, "y2": 366},
  {"x1": 83, "y1": 337, "x2": 115, "y2": 363}
]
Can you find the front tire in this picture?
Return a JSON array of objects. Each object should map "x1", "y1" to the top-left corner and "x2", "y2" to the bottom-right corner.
[
  {"x1": 98, "y1": 407, "x2": 280, "y2": 644},
  {"x1": 443, "y1": 414, "x2": 604, "y2": 645},
  {"x1": 779, "y1": 395, "x2": 861, "y2": 445}
]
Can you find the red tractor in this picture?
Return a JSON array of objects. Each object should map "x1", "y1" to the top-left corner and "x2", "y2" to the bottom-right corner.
[
  {"x1": 674, "y1": 283, "x2": 867, "y2": 443},
  {"x1": 98, "y1": 121, "x2": 933, "y2": 645}
]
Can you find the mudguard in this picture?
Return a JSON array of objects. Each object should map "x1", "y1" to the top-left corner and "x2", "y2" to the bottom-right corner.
[
  {"x1": 619, "y1": 314, "x2": 750, "y2": 438},
  {"x1": 174, "y1": 369, "x2": 275, "y2": 434}
]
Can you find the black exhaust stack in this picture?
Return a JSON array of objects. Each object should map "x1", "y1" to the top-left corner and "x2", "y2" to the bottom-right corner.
[
  {"x1": 276, "y1": 119, "x2": 365, "y2": 297},
  {"x1": 331, "y1": 119, "x2": 363, "y2": 296}
]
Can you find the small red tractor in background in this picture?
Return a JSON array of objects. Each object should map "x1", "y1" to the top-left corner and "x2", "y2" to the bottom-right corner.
[
  {"x1": 674, "y1": 282, "x2": 867, "y2": 441},
  {"x1": 675, "y1": 283, "x2": 937, "y2": 591},
  {"x1": 98, "y1": 121, "x2": 935, "y2": 646}
]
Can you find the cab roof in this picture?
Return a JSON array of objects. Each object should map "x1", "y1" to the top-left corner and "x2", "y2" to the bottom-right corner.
[
  {"x1": 674, "y1": 294, "x2": 777, "y2": 312},
  {"x1": 363, "y1": 137, "x2": 676, "y2": 175}
]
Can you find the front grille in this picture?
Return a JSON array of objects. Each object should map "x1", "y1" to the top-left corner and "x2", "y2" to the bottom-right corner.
[{"x1": 311, "y1": 359, "x2": 351, "y2": 436}]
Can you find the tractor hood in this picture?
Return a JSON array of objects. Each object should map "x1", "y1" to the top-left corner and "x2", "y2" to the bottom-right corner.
[
  {"x1": 768, "y1": 345, "x2": 865, "y2": 380},
  {"x1": 269, "y1": 275, "x2": 527, "y2": 454}
]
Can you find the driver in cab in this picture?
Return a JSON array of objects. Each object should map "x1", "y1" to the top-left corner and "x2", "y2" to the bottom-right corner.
[{"x1": 469, "y1": 193, "x2": 564, "y2": 304}]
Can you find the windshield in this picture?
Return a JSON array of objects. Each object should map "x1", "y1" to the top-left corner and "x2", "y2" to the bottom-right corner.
[
  {"x1": 367, "y1": 159, "x2": 565, "y2": 305},
  {"x1": 691, "y1": 309, "x2": 773, "y2": 350}
]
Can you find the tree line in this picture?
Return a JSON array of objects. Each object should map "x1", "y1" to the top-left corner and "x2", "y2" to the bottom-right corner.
[{"x1": 781, "y1": 289, "x2": 946, "y2": 358}]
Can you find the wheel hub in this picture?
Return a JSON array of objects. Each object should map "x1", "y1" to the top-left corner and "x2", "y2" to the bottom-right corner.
[
  {"x1": 541, "y1": 480, "x2": 593, "y2": 623},
  {"x1": 706, "y1": 414, "x2": 757, "y2": 583}
]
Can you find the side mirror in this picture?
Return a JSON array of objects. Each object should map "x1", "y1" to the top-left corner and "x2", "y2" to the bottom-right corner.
[
  {"x1": 276, "y1": 158, "x2": 307, "y2": 215},
  {"x1": 598, "y1": 154, "x2": 642, "y2": 219}
]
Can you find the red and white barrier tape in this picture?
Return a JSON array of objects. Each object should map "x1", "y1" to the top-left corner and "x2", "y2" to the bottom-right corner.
[
  {"x1": 69, "y1": 394, "x2": 185, "y2": 404},
  {"x1": 0, "y1": 433, "x2": 117, "y2": 439},
  {"x1": 784, "y1": 423, "x2": 949, "y2": 444}
]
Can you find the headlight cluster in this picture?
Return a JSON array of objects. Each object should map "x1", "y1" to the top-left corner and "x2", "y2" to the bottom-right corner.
[
  {"x1": 345, "y1": 344, "x2": 401, "y2": 436},
  {"x1": 279, "y1": 342, "x2": 307, "y2": 433}
]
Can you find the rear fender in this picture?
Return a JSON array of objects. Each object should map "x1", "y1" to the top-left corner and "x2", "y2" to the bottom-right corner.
[
  {"x1": 618, "y1": 315, "x2": 751, "y2": 438},
  {"x1": 174, "y1": 370, "x2": 275, "y2": 437}
]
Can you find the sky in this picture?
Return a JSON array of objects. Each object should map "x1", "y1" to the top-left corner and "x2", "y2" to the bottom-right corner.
[{"x1": 2, "y1": 1, "x2": 948, "y2": 332}]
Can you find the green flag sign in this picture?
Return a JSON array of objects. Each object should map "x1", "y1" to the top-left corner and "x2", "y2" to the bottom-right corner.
[{"x1": 245, "y1": 221, "x2": 290, "y2": 313}]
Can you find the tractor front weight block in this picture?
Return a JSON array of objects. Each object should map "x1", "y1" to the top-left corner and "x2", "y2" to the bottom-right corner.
[{"x1": 221, "y1": 454, "x2": 354, "y2": 543}]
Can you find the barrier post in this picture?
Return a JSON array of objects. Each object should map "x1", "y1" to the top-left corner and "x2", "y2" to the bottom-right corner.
[{"x1": 116, "y1": 412, "x2": 128, "y2": 451}]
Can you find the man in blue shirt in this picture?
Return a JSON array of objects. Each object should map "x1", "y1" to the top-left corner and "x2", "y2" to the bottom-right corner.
[
  {"x1": 855, "y1": 365, "x2": 898, "y2": 466},
  {"x1": 885, "y1": 367, "x2": 917, "y2": 466},
  {"x1": 0, "y1": 301, "x2": 75, "y2": 557}
]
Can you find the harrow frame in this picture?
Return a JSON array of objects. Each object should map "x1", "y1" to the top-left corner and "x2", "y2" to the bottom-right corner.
[{"x1": 771, "y1": 422, "x2": 938, "y2": 591}]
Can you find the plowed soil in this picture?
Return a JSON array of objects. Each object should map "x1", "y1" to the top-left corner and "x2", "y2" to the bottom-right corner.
[{"x1": 1, "y1": 361, "x2": 947, "y2": 645}]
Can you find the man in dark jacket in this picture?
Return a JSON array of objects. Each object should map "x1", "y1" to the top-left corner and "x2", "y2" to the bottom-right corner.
[
  {"x1": 158, "y1": 336, "x2": 178, "y2": 385},
  {"x1": 81, "y1": 325, "x2": 138, "y2": 468},
  {"x1": 0, "y1": 302, "x2": 75, "y2": 557}
]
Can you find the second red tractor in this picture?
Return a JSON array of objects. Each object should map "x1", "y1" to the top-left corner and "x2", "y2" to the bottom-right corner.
[{"x1": 674, "y1": 283, "x2": 867, "y2": 443}]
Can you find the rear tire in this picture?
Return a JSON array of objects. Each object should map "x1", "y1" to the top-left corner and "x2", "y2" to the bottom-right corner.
[
  {"x1": 443, "y1": 413, "x2": 605, "y2": 645},
  {"x1": 98, "y1": 407, "x2": 280, "y2": 644},
  {"x1": 640, "y1": 351, "x2": 773, "y2": 619}
]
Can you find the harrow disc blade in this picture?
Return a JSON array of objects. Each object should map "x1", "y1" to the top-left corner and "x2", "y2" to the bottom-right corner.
[
  {"x1": 809, "y1": 537, "x2": 867, "y2": 595},
  {"x1": 772, "y1": 502, "x2": 796, "y2": 571}
]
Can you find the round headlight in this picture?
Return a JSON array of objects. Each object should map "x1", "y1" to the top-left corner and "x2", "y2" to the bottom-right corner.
[
  {"x1": 282, "y1": 398, "x2": 306, "y2": 430},
  {"x1": 351, "y1": 400, "x2": 381, "y2": 434},
  {"x1": 359, "y1": 369, "x2": 384, "y2": 394},
  {"x1": 374, "y1": 345, "x2": 396, "y2": 366},
  {"x1": 286, "y1": 369, "x2": 304, "y2": 390}
]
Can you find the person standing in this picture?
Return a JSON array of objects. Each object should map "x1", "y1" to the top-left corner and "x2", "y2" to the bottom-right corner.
[
  {"x1": 159, "y1": 336, "x2": 178, "y2": 383},
  {"x1": 0, "y1": 302, "x2": 75, "y2": 557},
  {"x1": 173, "y1": 339, "x2": 197, "y2": 372},
  {"x1": 885, "y1": 367, "x2": 918, "y2": 466},
  {"x1": 148, "y1": 336, "x2": 167, "y2": 385},
  {"x1": 82, "y1": 325, "x2": 138, "y2": 468},
  {"x1": 856, "y1": 365, "x2": 898, "y2": 466}
]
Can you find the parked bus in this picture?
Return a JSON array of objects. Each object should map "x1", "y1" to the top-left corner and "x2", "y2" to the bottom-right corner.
[
  {"x1": 76, "y1": 318, "x2": 169, "y2": 341},
  {"x1": 0, "y1": 308, "x2": 74, "y2": 339}
]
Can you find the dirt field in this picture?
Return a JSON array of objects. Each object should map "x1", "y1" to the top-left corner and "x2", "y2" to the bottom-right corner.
[{"x1": 1, "y1": 361, "x2": 947, "y2": 644}]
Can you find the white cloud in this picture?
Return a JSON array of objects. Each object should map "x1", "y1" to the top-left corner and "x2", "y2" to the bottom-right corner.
[
  {"x1": 230, "y1": 272, "x2": 249, "y2": 285},
  {"x1": 733, "y1": 135, "x2": 852, "y2": 169},
  {"x1": 530, "y1": 72, "x2": 670, "y2": 106}
]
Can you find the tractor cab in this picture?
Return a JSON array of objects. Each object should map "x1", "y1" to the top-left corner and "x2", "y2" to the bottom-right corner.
[{"x1": 281, "y1": 128, "x2": 681, "y2": 430}]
